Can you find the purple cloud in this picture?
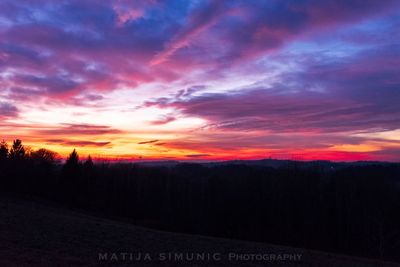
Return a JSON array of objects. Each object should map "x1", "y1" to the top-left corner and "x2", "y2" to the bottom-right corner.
[
  {"x1": 146, "y1": 46, "x2": 400, "y2": 134},
  {"x1": 46, "y1": 139, "x2": 111, "y2": 147},
  {"x1": 34, "y1": 123, "x2": 122, "y2": 136},
  {"x1": 0, "y1": 102, "x2": 18, "y2": 118},
  {"x1": 1, "y1": 0, "x2": 398, "y2": 103},
  {"x1": 149, "y1": 115, "x2": 176, "y2": 125}
]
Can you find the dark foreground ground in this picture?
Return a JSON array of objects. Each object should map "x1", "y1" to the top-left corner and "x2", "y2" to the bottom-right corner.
[{"x1": 0, "y1": 194, "x2": 398, "y2": 267}]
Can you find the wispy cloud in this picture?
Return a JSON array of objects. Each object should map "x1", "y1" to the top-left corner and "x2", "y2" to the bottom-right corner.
[{"x1": 138, "y1": 139, "x2": 159, "y2": 145}]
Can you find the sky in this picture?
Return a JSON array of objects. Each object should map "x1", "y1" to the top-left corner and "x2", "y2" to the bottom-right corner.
[{"x1": 0, "y1": 0, "x2": 400, "y2": 161}]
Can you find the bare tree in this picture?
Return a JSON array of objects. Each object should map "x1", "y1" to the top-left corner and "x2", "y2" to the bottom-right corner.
[{"x1": 31, "y1": 148, "x2": 58, "y2": 165}]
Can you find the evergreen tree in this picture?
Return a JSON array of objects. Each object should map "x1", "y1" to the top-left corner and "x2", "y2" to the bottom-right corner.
[
  {"x1": 66, "y1": 149, "x2": 79, "y2": 167},
  {"x1": 9, "y1": 139, "x2": 25, "y2": 160},
  {"x1": 61, "y1": 149, "x2": 81, "y2": 205},
  {"x1": 84, "y1": 155, "x2": 94, "y2": 169},
  {"x1": 0, "y1": 140, "x2": 8, "y2": 161}
]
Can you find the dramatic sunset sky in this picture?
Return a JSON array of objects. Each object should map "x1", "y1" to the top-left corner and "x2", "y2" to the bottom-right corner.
[{"x1": 0, "y1": 0, "x2": 400, "y2": 161}]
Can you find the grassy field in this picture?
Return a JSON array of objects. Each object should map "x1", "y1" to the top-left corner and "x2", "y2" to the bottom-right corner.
[{"x1": 0, "y1": 194, "x2": 398, "y2": 267}]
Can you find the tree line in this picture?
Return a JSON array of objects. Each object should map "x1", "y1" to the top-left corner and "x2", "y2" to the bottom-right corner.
[{"x1": 1, "y1": 139, "x2": 400, "y2": 262}]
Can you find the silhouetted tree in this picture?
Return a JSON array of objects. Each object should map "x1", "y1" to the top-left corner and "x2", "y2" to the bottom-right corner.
[
  {"x1": 0, "y1": 140, "x2": 8, "y2": 161},
  {"x1": 25, "y1": 148, "x2": 58, "y2": 196},
  {"x1": 0, "y1": 140, "x2": 9, "y2": 189},
  {"x1": 84, "y1": 155, "x2": 94, "y2": 169},
  {"x1": 65, "y1": 149, "x2": 79, "y2": 168},
  {"x1": 61, "y1": 149, "x2": 81, "y2": 205},
  {"x1": 80, "y1": 155, "x2": 95, "y2": 204},
  {"x1": 31, "y1": 148, "x2": 58, "y2": 165},
  {"x1": 9, "y1": 139, "x2": 25, "y2": 161}
]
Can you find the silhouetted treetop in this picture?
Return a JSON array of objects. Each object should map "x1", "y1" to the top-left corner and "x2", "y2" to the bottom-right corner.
[
  {"x1": 31, "y1": 148, "x2": 58, "y2": 165},
  {"x1": 9, "y1": 139, "x2": 25, "y2": 160},
  {"x1": 84, "y1": 155, "x2": 94, "y2": 169},
  {"x1": 0, "y1": 140, "x2": 8, "y2": 161},
  {"x1": 66, "y1": 149, "x2": 79, "y2": 167}
]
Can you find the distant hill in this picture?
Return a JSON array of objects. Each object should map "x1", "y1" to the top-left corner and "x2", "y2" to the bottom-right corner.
[{"x1": 131, "y1": 158, "x2": 398, "y2": 170}]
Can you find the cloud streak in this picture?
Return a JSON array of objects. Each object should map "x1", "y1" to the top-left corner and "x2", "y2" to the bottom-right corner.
[
  {"x1": 46, "y1": 139, "x2": 111, "y2": 147},
  {"x1": 138, "y1": 139, "x2": 159, "y2": 145}
]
